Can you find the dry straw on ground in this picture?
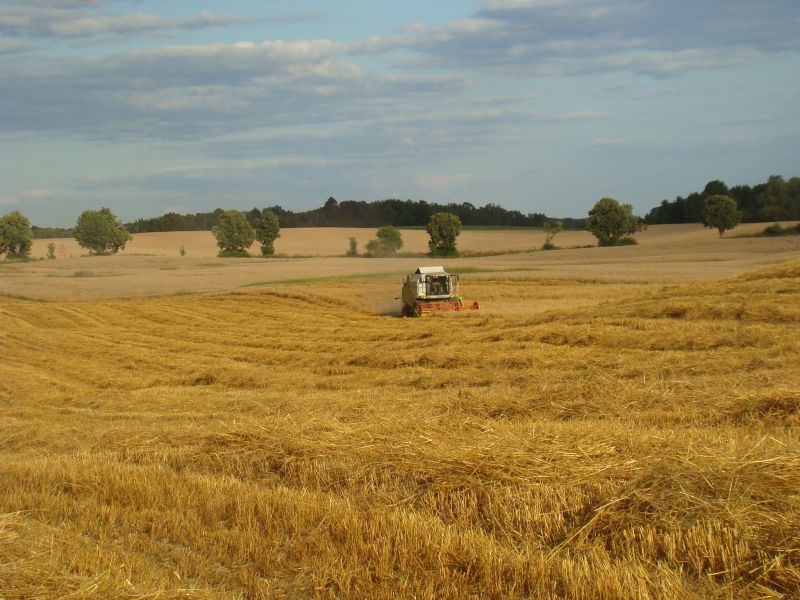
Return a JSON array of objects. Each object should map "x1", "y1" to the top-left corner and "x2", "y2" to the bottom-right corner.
[{"x1": 0, "y1": 258, "x2": 799, "y2": 598}]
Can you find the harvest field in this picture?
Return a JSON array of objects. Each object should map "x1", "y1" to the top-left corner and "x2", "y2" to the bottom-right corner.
[
  {"x1": 27, "y1": 221, "x2": 798, "y2": 260},
  {"x1": 31, "y1": 226, "x2": 595, "y2": 259},
  {"x1": 6, "y1": 223, "x2": 800, "y2": 301},
  {"x1": 1, "y1": 231, "x2": 800, "y2": 598}
]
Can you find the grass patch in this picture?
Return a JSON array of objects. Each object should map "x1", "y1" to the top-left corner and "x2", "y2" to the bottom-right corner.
[
  {"x1": 745, "y1": 223, "x2": 800, "y2": 238},
  {"x1": 243, "y1": 271, "x2": 402, "y2": 287},
  {"x1": 1, "y1": 255, "x2": 40, "y2": 263}
]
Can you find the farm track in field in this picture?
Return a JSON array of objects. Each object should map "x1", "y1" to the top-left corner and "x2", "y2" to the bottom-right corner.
[{"x1": 1, "y1": 261, "x2": 799, "y2": 598}]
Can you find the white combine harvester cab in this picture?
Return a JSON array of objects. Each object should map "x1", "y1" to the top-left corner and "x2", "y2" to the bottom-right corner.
[{"x1": 401, "y1": 266, "x2": 480, "y2": 317}]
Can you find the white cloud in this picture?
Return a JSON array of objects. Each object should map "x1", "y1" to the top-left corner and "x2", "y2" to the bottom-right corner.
[
  {"x1": 0, "y1": 195, "x2": 19, "y2": 207},
  {"x1": 121, "y1": 86, "x2": 253, "y2": 111},
  {"x1": 134, "y1": 39, "x2": 345, "y2": 64},
  {"x1": 0, "y1": 7, "x2": 253, "y2": 39},
  {"x1": 182, "y1": 11, "x2": 251, "y2": 29},
  {"x1": 353, "y1": 0, "x2": 799, "y2": 78},
  {"x1": 47, "y1": 12, "x2": 171, "y2": 37}
]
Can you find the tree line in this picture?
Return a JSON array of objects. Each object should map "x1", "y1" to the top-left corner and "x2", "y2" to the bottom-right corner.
[
  {"x1": 124, "y1": 198, "x2": 579, "y2": 234},
  {"x1": 15, "y1": 173, "x2": 798, "y2": 248},
  {"x1": 645, "y1": 175, "x2": 800, "y2": 225},
  {"x1": 4, "y1": 192, "x2": 781, "y2": 262}
]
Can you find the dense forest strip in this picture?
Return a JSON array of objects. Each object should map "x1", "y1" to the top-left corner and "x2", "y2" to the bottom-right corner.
[
  {"x1": 124, "y1": 198, "x2": 565, "y2": 234},
  {"x1": 644, "y1": 175, "x2": 800, "y2": 225}
]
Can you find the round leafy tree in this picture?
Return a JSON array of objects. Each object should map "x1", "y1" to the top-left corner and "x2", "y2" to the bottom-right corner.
[
  {"x1": 212, "y1": 210, "x2": 255, "y2": 256},
  {"x1": 427, "y1": 212, "x2": 461, "y2": 257},
  {"x1": 703, "y1": 195, "x2": 741, "y2": 237},
  {"x1": 74, "y1": 207, "x2": 132, "y2": 255},
  {"x1": 365, "y1": 226, "x2": 403, "y2": 257},
  {"x1": 586, "y1": 198, "x2": 643, "y2": 246},
  {"x1": 0, "y1": 210, "x2": 34, "y2": 259},
  {"x1": 254, "y1": 209, "x2": 280, "y2": 256}
]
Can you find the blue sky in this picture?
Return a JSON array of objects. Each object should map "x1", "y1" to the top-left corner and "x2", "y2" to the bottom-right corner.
[{"x1": 1, "y1": 0, "x2": 798, "y2": 226}]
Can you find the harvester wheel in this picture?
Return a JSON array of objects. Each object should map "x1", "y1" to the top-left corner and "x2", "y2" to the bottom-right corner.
[
  {"x1": 412, "y1": 303, "x2": 422, "y2": 318},
  {"x1": 401, "y1": 304, "x2": 411, "y2": 317}
]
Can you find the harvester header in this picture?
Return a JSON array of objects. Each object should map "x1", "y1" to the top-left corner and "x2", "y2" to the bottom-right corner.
[{"x1": 401, "y1": 266, "x2": 480, "y2": 317}]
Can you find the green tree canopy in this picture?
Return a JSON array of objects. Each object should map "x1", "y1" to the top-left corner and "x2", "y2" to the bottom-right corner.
[
  {"x1": 254, "y1": 209, "x2": 280, "y2": 256},
  {"x1": 586, "y1": 198, "x2": 643, "y2": 246},
  {"x1": 703, "y1": 195, "x2": 742, "y2": 237},
  {"x1": 346, "y1": 237, "x2": 358, "y2": 257},
  {"x1": 0, "y1": 211, "x2": 34, "y2": 259},
  {"x1": 74, "y1": 207, "x2": 132, "y2": 255},
  {"x1": 365, "y1": 226, "x2": 403, "y2": 257},
  {"x1": 212, "y1": 210, "x2": 255, "y2": 256},
  {"x1": 758, "y1": 175, "x2": 800, "y2": 222},
  {"x1": 427, "y1": 212, "x2": 462, "y2": 257}
]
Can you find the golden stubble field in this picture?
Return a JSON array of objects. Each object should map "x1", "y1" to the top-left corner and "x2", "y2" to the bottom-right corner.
[
  {"x1": 27, "y1": 222, "x2": 800, "y2": 260},
  {"x1": 1, "y1": 230, "x2": 799, "y2": 598},
  {"x1": 5, "y1": 223, "x2": 800, "y2": 301}
]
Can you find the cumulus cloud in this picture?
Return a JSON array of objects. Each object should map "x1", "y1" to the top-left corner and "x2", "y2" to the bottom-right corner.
[
  {"x1": 47, "y1": 12, "x2": 172, "y2": 37},
  {"x1": 0, "y1": 32, "x2": 492, "y2": 144}
]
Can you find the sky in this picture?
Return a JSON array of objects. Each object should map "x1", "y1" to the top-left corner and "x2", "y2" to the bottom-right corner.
[{"x1": 1, "y1": 0, "x2": 799, "y2": 227}]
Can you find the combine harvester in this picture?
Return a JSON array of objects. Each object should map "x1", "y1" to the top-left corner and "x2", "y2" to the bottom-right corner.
[{"x1": 401, "y1": 266, "x2": 480, "y2": 317}]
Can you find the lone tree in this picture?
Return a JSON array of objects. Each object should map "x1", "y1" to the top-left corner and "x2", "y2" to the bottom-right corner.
[
  {"x1": 346, "y1": 236, "x2": 358, "y2": 257},
  {"x1": 542, "y1": 219, "x2": 563, "y2": 250},
  {"x1": 365, "y1": 226, "x2": 403, "y2": 257},
  {"x1": 74, "y1": 207, "x2": 132, "y2": 255},
  {"x1": 254, "y1": 209, "x2": 280, "y2": 256},
  {"x1": 0, "y1": 211, "x2": 33, "y2": 259},
  {"x1": 427, "y1": 212, "x2": 462, "y2": 257},
  {"x1": 703, "y1": 195, "x2": 741, "y2": 237},
  {"x1": 212, "y1": 210, "x2": 255, "y2": 256},
  {"x1": 586, "y1": 198, "x2": 643, "y2": 246}
]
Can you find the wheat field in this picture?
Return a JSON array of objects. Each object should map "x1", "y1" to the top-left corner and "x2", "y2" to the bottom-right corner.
[
  {"x1": 1, "y1": 249, "x2": 799, "y2": 598},
  {"x1": 7, "y1": 224, "x2": 800, "y2": 302},
  {"x1": 29, "y1": 222, "x2": 800, "y2": 260}
]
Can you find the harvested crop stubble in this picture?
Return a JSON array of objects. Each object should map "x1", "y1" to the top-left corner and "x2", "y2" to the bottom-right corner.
[{"x1": 1, "y1": 261, "x2": 799, "y2": 598}]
